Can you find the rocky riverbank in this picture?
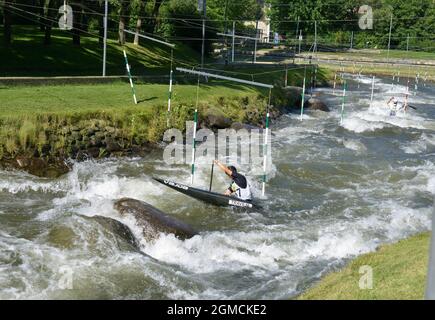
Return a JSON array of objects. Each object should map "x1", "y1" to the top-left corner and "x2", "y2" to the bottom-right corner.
[{"x1": 0, "y1": 84, "x2": 329, "y2": 178}]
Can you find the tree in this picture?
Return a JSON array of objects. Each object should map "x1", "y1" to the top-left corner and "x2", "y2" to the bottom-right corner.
[
  {"x1": 2, "y1": 0, "x2": 13, "y2": 45},
  {"x1": 42, "y1": 0, "x2": 59, "y2": 45},
  {"x1": 118, "y1": 0, "x2": 130, "y2": 44},
  {"x1": 133, "y1": 0, "x2": 150, "y2": 45},
  {"x1": 72, "y1": 0, "x2": 84, "y2": 45}
]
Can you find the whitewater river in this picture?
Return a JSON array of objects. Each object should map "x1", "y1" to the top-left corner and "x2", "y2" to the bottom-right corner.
[{"x1": 1, "y1": 74, "x2": 434, "y2": 299}]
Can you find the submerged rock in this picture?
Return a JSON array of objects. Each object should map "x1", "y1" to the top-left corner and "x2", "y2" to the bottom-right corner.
[
  {"x1": 231, "y1": 122, "x2": 261, "y2": 131},
  {"x1": 306, "y1": 98, "x2": 330, "y2": 112},
  {"x1": 14, "y1": 155, "x2": 70, "y2": 178},
  {"x1": 114, "y1": 198, "x2": 198, "y2": 241},
  {"x1": 90, "y1": 215, "x2": 140, "y2": 250}
]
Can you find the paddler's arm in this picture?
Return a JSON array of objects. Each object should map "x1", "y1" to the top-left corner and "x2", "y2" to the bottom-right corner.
[
  {"x1": 386, "y1": 97, "x2": 394, "y2": 107},
  {"x1": 213, "y1": 160, "x2": 233, "y2": 176}
]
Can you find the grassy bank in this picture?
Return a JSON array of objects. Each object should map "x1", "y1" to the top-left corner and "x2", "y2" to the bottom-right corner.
[
  {"x1": 0, "y1": 60, "x2": 330, "y2": 162},
  {"x1": 0, "y1": 26, "x2": 198, "y2": 77},
  {"x1": 0, "y1": 25, "x2": 333, "y2": 168},
  {"x1": 0, "y1": 81, "x2": 264, "y2": 159},
  {"x1": 299, "y1": 232, "x2": 430, "y2": 300}
]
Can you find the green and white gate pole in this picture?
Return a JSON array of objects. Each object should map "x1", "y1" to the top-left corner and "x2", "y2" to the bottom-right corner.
[
  {"x1": 340, "y1": 81, "x2": 347, "y2": 125},
  {"x1": 300, "y1": 74, "x2": 306, "y2": 121},
  {"x1": 262, "y1": 89, "x2": 272, "y2": 197},
  {"x1": 190, "y1": 108, "x2": 198, "y2": 185},
  {"x1": 168, "y1": 48, "x2": 174, "y2": 113},
  {"x1": 168, "y1": 70, "x2": 173, "y2": 112},
  {"x1": 123, "y1": 50, "x2": 137, "y2": 104},
  {"x1": 191, "y1": 76, "x2": 200, "y2": 185},
  {"x1": 369, "y1": 75, "x2": 375, "y2": 109}
]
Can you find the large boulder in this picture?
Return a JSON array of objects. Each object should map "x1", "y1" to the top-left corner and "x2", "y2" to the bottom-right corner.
[
  {"x1": 15, "y1": 155, "x2": 70, "y2": 178},
  {"x1": 114, "y1": 198, "x2": 198, "y2": 241},
  {"x1": 203, "y1": 108, "x2": 232, "y2": 129},
  {"x1": 90, "y1": 215, "x2": 140, "y2": 250},
  {"x1": 306, "y1": 98, "x2": 330, "y2": 112}
]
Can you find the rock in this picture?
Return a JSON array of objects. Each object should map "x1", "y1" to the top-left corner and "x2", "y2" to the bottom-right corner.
[
  {"x1": 273, "y1": 86, "x2": 303, "y2": 111},
  {"x1": 114, "y1": 198, "x2": 198, "y2": 241},
  {"x1": 105, "y1": 126, "x2": 116, "y2": 134},
  {"x1": 95, "y1": 131, "x2": 105, "y2": 139},
  {"x1": 86, "y1": 147, "x2": 101, "y2": 158},
  {"x1": 90, "y1": 215, "x2": 140, "y2": 250},
  {"x1": 87, "y1": 128, "x2": 95, "y2": 136},
  {"x1": 90, "y1": 136, "x2": 103, "y2": 148},
  {"x1": 231, "y1": 122, "x2": 261, "y2": 131},
  {"x1": 203, "y1": 109, "x2": 232, "y2": 129},
  {"x1": 70, "y1": 131, "x2": 82, "y2": 141},
  {"x1": 306, "y1": 98, "x2": 330, "y2": 112},
  {"x1": 105, "y1": 137, "x2": 122, "y2": 153},
  {"x1": 14, "y1": 155, "x2": 70, "y2": 178},
  {"x1": 47, "y1": 225, "x2": 77, "y2": 249},
  {"x1": 16, "y1": 155, "x2": 30, "y2": 168}
]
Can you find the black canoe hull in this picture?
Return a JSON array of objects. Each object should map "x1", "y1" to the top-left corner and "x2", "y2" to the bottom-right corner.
[{"x1": 153, "y1": 178, "x2": 257, "y2": 209}]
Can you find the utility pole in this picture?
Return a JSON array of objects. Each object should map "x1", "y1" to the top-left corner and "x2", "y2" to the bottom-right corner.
[
  {"x1": 223, "y1": 0, "x2": 229, "y2": 65},
  {"x1": 387, "y1": 14, "x2": 393, "y2": 62},
  {"x1": 253, "y1": 19, "x2": 259, "y2": 64},
  {"x1": 102, "y1": 0, "x2": 108, "y2": 76},
  {"x1": 314, "y1": 20, "x2": 317, "y2": 59},
  {"x1": 293, "y1": 17, "x2": 299, "y2": 60},
  {"x1": 232, "y1": 21, "x2": 235, "y2": 63},
  {"x1": 298, "y1": 29, "x2": 302, "y2": 54},
  {"x1": 199, "y1": 0, "x2": 207, "y2": 68}
]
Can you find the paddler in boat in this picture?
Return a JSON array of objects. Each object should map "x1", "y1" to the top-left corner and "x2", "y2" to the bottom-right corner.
[
  {"x1": 387, "y1": 96, "x2": 411, "y2": 115},
  {"x1": 213, "y1": 160, "x2": 252, "y2": 201},
  {"x1": 386, "y1": 96, "x2": 400, "y2": 116}
]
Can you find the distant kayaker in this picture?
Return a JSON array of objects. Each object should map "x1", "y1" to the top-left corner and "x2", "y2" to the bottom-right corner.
[
  {"x1": 387, "y1": 96, "x2": 401, "y2": 116},
  {"x1": 213, "y1": 160, "x2": 252, "y2": 201},
  {"x1": 387, "y1": 96, "x2": 410, "y2": 115}
]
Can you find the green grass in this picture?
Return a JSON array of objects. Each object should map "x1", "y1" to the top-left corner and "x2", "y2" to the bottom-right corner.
[
  {"x1": 0, "y1": 25, "x2": 334, "y2": 158},
  {"x1": 0, "y1": 81, "x2": 258, "y2": 117},
  {"x1": 298, "y1": 232, "x2": 430, "y2": 300},
  {"x1": 0, "y1": 25, "x2": 199, "y2": 76},
  {"x1": 0, "y1": 80, "x2": 270, "y2": 157},
  {"x1": 313, "y1": 49, "x2": 435, "y2": 61}
]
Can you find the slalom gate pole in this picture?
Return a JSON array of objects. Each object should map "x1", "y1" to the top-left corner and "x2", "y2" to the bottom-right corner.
[
  {"x1": 262, "y1": 88, "x2": 272, "y2": 197},
  {"x1": 190, "y1": 108, "x2": 198, "y2": 185},
  {"x1": 123, "y1": 50, "x2": 137, "y2": 104},
  {"x1": 333, "y1": 73, "x2": 337, "y2": 95},
  {"x1": 369, "y1": 75, "x2": 375, "y2": 109},
  {"x1": 167, "y1": 49, "x2": 174, "y2": 113},
  {"x1": 300, "y1": 70, "x2": 306, "y2": 121},
  {"x1": 167, "y1": 70, "x2": 173, "y2": 111},
  {"x1": 340, "y1": 81, "x2": 347, "y2": 125},
  {"x1": 191, "y1": 77, "x2": 200, "y2": 185},
  {"x1": 209, "y1": 162, "x2": 214, "y2": 192}
]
